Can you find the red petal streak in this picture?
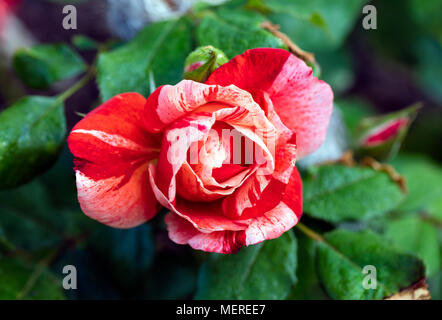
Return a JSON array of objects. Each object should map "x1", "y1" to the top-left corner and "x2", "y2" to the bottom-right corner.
[{"x1": 206, "y1": 48, "x2": 333, "y2": 158}]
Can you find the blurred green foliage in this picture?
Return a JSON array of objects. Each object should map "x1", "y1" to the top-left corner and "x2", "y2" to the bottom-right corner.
[{"x1": 13, "y1": 44, "x2": 86, "y2": 89}]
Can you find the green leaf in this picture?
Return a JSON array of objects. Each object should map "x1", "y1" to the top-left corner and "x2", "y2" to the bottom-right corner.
[
  {"x1": 288, "y1": 230, "x2": 328, "y2": 299},
  {"x1": 0, "y1": 96, "x2": 66, "y2": 189},
  {"x1": 317, "y1": 229, "x2": 425, "y2": 299},
  {"x1": 303, "y1": 165, "x2": 405, "y2": 223},
  {"x1": 0, "y1": 257, "x2": 65, "y2": 299},
  {"x1": 196, "y1": 9, "x2": 285, "y2": 58},
  {"x1": 195, "y1": 231, "x2": 297, "y2": 299},
  {"x1": 385, "y1": 217, "x2": 440, "y2": 276},
  {"x1": 13, "y1": 43, "x2": 86, "y2": 89},
  {"x1": 427, "y1": 196, "x2": 442, "y2": 222},
  {"x1": 264, "y1": 0, "x2": 368, "y2": 51},
  {"x1": 97, "y1": 18, "x2": 193, "y2": 101},
  {"x1": 389, "y1": 154, "x2": 442, "y2": 214}
]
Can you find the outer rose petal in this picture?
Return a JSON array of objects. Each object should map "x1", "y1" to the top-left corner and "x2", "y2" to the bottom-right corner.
[
  {"x1": 164, "y1": 167, "x2": 302, "y2": 254},
  {"x1": 67, "y1": 93, "x2": 160, "y2": 228},
  {"x1": 165, "y1": 213, "x2": 246, "y2": 254},
  {"x1": 144, "y1": 80, "x2": 274, "y2": 133},
  {"x1": 206, "y1": 48, "x2": 334, "y2": 158}
]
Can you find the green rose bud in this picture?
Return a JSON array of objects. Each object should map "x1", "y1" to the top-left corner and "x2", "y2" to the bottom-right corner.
[{"x1": 184, "y1": 46, "x2": 229, "y2": 82}]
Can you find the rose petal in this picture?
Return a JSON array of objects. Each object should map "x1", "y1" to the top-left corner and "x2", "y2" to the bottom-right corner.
[
  {"x1": 154, "y1": 102, "x2": 276, "y2": 203},
  {"x1": 222, "y1": 138, "x2": 297, "y2": 219},
  {"x1": 144, "y1": 79, "x2": 275, "y2": 134},
  {"x1": 165, "y1": 213, "x2": 246, "y2": 254},
  {"x1": 175, "y1": 161, "x2": 254, "y2": 202},
  {"x1": 164, "y1": 167, "x2": 302, "y2": 253},
  {"x1": 206, "y1": 48, "x2": 333, "y2": 158},
  {"x1": 67, "y1": 93, "x2": 160, "y2": 228},
  {"x1": 148, "y1": 162, "x2": 248, "y2": 232},
  {"x1": 244, "y1": 167, "x2": 302, "y2": 245}
]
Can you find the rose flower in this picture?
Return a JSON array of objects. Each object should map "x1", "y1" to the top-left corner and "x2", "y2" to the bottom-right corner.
[{"x1": 67, "y1": 48, "x2": 333, "y2": 253}]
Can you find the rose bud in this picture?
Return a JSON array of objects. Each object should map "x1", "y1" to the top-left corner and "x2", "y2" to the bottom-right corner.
[
  {"x1": 183, "y1": 45, "x2": 228, "y2": 82},
  {"x1": 354, "y1": 104, "x2": 420, "y2": 161}
]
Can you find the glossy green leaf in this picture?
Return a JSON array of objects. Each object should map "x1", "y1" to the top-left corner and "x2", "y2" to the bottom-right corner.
[
  {"x1": 317, "y1": 229, "x2": 425, "y2": 299},
  {"x1": 197, "y1": 8, "x2": 285, "y2": 58},
  {"x1": 303, "y1": 165, "x2": 405, "y2": 223},
  {"x1": 389, "y1": 154, "x2": 442, "y2": 214},
  {"x1": 97, "y1": 18, "x2": 193, "y2": 101},
  {"x1": 0, "y1": 96, "x2": 66, "y2": 189},
  {"x1": 0, "y1": 257, "x2": 65, "y2": 299},
  {"x1": 13, "y1": 43, "x2": 86, "y2": 89},
  {"x1": 195, "y1": 231, "x2": 297, "y2": 299},
  {"x1": 385, "y1": 217, "x2": 440, "y2": 276}
]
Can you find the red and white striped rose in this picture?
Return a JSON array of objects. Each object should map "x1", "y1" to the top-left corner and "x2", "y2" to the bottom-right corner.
[{"x1": 68, "y1": 48, "x2": 333, "y2": 253}]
